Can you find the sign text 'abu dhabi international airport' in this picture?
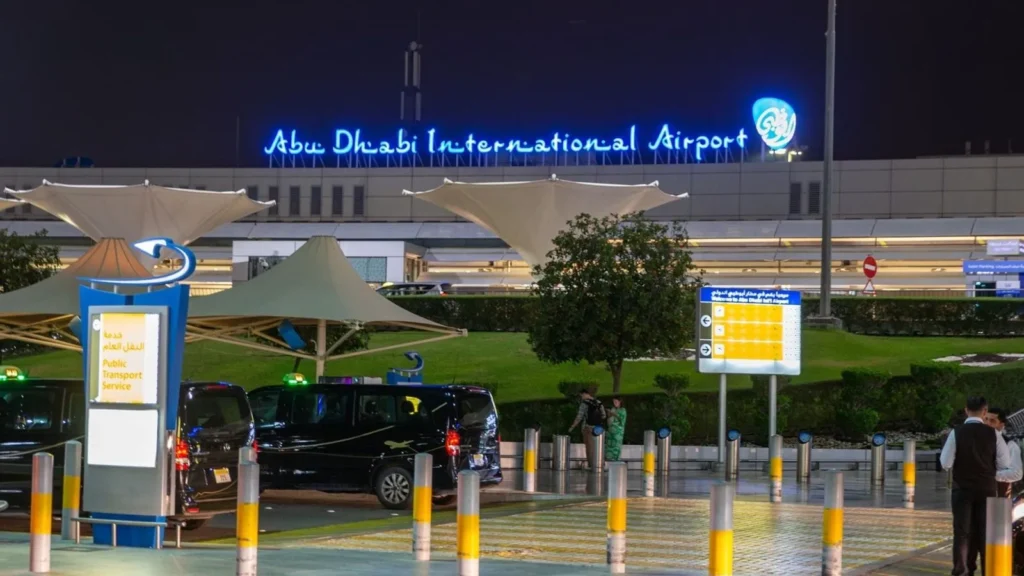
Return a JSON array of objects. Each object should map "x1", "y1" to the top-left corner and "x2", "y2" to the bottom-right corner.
[{"x1": 696, "y1": 287, "x2": 802, "y2": 376}]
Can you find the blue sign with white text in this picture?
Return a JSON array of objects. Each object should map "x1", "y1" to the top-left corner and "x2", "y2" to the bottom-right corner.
[
  {"x1": 699, "y1": 287, "x2": 802, "y2": 307},
  {"x1": 264, "y1": 98, "x2": 795, "y2": 163},
  {"x1": 962, "y1": 260, "x2": 1024, "y2": 275}
]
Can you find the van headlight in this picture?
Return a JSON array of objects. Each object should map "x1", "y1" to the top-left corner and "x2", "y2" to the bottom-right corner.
[{"x1": 1013, "y1": 502, "x2": 1024, "y2": 523}]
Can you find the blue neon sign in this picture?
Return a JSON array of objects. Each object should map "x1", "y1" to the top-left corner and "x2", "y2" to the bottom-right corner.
[
  {"x1": 752, "y1": 97, "x2": 797, "y2": 150},
  {"x1": 265, "y1": 98, "x2": 797, "y2": 162}
]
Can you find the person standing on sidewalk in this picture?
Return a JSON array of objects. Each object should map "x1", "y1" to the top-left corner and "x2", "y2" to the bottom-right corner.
[
  {"x1": 940, "y1": 396, "x2": 1013, "y2": 576},
  {"x1": 568, "y1": 387, "x2": 605, "y2": 469},
  {"x1": 985, "y1": 407, "x2": 1023, "y2": 496},
  {"x1": 605, "y1": 397, "x2": 627, "y2": 462}
]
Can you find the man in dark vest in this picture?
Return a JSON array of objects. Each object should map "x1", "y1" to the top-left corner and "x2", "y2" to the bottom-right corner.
[{"x1": 940, "y1": 396, "x2": 1012, "y2": 576}]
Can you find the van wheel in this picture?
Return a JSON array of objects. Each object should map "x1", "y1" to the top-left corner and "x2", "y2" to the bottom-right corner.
[
  {"x1": 375, "y1": 467, "x2": 413, "y2": 510},
  {"x1": 182, "y1": 519, "x2": 207, "y2": 531}
]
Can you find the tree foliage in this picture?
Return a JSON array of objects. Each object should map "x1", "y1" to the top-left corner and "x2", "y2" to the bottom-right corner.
[
  {"x1": 528, "y1": 212, "x2": 702, "y2": 393},
  {"x1": 0, "y1": 230, "x2": 62, "y2": 294}
]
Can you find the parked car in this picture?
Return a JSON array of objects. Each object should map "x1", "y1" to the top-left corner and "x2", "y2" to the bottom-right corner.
[
  {"x1": 248, "y1": 378, "x2": 501, "y2": 509},
  {"x1": 0, "y1": 369, "x2": 254, "y2": 530},
  {"x1": 376, "y1": 282, "x2": 452, "y2": 296}
]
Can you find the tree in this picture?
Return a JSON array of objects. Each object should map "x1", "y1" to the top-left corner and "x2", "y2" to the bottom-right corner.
[
  {"x1": 0, "y1": 230, "x2": 62, "y2": 359},
  {"x1": 528, "y1": 212, "x2": 702, "y2": 394},
  {"x1": 0, "y1": 230, "x2": 62, "y2": 295}
]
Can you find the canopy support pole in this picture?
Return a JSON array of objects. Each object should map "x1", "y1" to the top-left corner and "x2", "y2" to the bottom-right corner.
[{"x1": 315, "y1": 319, "x2": 327, "y2": 379}]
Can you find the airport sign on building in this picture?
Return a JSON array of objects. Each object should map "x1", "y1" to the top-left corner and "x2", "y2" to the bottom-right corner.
[
  {"x1": 986, "y1": 239, "x2": 1024, "y2": 256},
  {"x1": 696, "y1": 287, "x2": 802, "y2": 376}
]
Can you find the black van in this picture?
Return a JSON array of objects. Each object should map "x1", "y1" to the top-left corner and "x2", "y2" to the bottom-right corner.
[
  {"x1": 0, "y1": 375, "x2": 254, "y2": 530},
  {"x1": 248, "y1": 381, "x2": 502, "y2": 509}
]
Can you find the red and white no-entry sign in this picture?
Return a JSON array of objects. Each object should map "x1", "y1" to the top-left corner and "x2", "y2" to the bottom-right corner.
[{"x1": 863, "y1": 255, "x2": 878, "y2": 279}]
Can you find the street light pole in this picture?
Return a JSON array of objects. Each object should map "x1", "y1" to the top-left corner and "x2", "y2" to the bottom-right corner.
[{"x1": 819, "y1": 0, "x2": 837, "y2": 318}]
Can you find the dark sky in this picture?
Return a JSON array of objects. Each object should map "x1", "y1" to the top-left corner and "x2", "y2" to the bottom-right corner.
[{"x1": 1, "y1": 0, "x2": 1021, "y2": 167}]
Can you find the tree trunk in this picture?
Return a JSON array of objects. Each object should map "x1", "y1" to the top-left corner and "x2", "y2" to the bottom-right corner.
[{"x1": 609, "y1": 360, "x2": 623, "y2": 394}]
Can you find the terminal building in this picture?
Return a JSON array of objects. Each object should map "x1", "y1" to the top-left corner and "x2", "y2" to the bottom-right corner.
[{"x1": 3, "y1": 97, "x2": 1023, "y2": 296}]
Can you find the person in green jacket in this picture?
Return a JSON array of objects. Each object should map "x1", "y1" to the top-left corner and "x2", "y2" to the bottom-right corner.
[{"x1": 605, "y1": 397, "x2": 627, "y2": 461}]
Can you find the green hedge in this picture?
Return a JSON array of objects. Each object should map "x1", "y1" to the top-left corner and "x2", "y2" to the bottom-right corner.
[
  {"x1": 494, "y1": 365, "x2": 1024, "y2": 445},
  {"x1": 392, "y1": 295, "x2": 1024, "y2": 336}
]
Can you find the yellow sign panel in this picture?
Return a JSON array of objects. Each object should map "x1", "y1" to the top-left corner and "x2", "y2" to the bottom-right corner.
[
  {"x1": 89, "y1": 312, "x2": 161, "y2": 404},
  {"x1": 697, "y1": 288, "x2": 801, "y2": 376}
]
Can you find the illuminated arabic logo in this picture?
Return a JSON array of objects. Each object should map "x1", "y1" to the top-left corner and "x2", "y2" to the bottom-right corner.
[
  {"x1": 752, "y1": 97, "x2": 797, "y2": 150},
  {"x1": 81, "y1": 237, "x2": 196, "y2": 287}
]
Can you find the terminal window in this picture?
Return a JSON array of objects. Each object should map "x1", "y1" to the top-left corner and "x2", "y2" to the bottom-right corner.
[
  {"x1": 808, "y1": 182, "x2": 822, "y2": 215},
  {"x1": 289, "y1": 186, "x2": 300, "y2": 216},
  {"x1": 332, "y1": 185, "x2": 344, "y2": 216},
  {"x1": 353, "y1": 185, "x2": 365, "y2": 216},
  {"x1": 246, "y1": 185, "x2": 259, "y2": 201},
  {"x1": 311, "y1": 185, "x2": 322, "y2": 216},
  {"x1": 788, "y1": 182, "x2": 802, "y2": 216},
  {"x1": 268, "y1": 186, "x2": 279, "y2": 216}
]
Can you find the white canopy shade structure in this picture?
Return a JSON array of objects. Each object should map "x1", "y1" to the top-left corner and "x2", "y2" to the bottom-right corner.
[
  {"x1": 188, "y1": 236, "x2": 464, "y2": 377},
  {"x1": 403, "y1": 176, "x2": 687, "y2": 270},
  {"x1": 0, "y1": 238, "x2": 153, "y2": 351},
  {"x1": 0, "y1": 197, "x2": 24, "y2": 212},
  {"x1": 6, "y1": 180, "x2": 275, "y2": 246}
]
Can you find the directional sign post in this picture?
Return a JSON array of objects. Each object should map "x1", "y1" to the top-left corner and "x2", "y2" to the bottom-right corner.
[{"x1": 862, "y1": 255, "x2": 878, "y2": 295}]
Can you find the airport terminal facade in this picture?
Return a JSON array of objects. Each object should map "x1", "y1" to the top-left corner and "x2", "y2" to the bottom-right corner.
[{"x1": 2, "y1": 154, "x2": 1024, "y2": 295}]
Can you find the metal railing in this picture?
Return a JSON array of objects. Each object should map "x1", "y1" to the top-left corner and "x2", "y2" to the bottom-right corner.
[{"x1": 71, "y1": 516, "x2": 182, "y2": 549}]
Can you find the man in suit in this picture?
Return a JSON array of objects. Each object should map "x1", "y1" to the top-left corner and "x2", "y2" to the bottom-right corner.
[
  {"x1": 985, "y1": 407, "x2": 1023, "y2": 496},
  {"x1": 940, "y1": 396, "x2": 1013, "y2": 576}
]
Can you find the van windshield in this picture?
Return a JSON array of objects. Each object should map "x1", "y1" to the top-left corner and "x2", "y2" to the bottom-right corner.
[
  {"x1": 0, "y1": 386, "x2": 59, "y2": 432},
  {"x1": 457, "y1": 391, "x2": 497, "y2": 429}
]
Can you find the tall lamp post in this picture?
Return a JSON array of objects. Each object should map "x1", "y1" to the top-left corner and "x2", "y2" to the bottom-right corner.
[{"x1": 818, "y1": 0, "x2": 838, "y2": 319}]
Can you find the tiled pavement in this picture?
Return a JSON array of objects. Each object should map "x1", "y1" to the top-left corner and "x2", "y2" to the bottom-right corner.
[{"x1": 301, "y1": 497, "x2": 953, "y2": 575}]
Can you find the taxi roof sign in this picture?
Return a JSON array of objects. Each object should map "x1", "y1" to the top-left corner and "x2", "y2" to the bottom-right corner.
[
  {"x1": 283, "y1": 372, "x2": 307, "y2": 386},
  {"x1": 0, "y1": 366, "x2": 26, "y2": 381}
]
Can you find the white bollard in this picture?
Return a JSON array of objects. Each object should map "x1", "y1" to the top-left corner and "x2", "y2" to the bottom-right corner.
[
  {"x1": 238, "y1": 446, "x2": 257, "y2": 465},
  {"x1": 30, "y1": 452, "x2": 53, "y2": 573},
  {"x1": 902, "y1": 440, "x2": 915, "y2": 508},
  {"x1": 456, "y1": 470, "x2": 480, "y2": 576},
  {"x1": 236, "y1": 461, "x2": 259, "y2": 576},
  {"x1": 769, "y1": 434, "x2": 782, "y2": 504},
  {"x1": 985, "y1": 496, "x2": 1012, "y2": 576},
  {"x1": 412, "y1": 453, "x2": 432, "y2": 561},
  {"x1": 709, "y1": 482, "x2": 734, "y2": 576},
  {"x1": 606, "y1": 461, "x2": 627, "y2": 574},
  {"x1": 523, "y1": 428, "x2": 538, "y2": 493},
  {"x1": 61, "y1": 441, "x2": 82, "y2": 540},
  {"x1": 642, "y1": 430, "x2": 655, "y2": 497},
  {"x1": 822, "y1": 471, "x2": 843, "y2": 575}
]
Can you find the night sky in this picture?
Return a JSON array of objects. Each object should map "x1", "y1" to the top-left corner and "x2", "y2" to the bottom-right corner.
[{"x1": 2, "y1": 0, "x2": 1021, "y2": 167}]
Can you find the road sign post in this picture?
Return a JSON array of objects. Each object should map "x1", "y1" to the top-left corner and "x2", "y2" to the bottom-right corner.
[{"x1": 862, "y1": 255, "x2": 877, "y2": 295}]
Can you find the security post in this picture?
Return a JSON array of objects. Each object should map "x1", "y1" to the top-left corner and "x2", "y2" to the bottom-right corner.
[
  {"x1": 643, "y1": 429, "x2": 656, "y2": 497},
  {"x1": 607, "y1": 461, "x2": 627, "y2": 574},
  {"x1": 709, "y1": 482, "x2": 734, "y2": 576},
  {"x1": 235, "y1": 461, "x2": 259, "y2": 576},
  {"x1": 725, "y1": 429, "x2": 741, "y2": 481},
  {"x1": 62, "y1": 440, "x2": 82, "y2": 540},
  {"x1": 591, "y1": 426, "x2": 606, "y2": 473},
  {"x1": 412, "y1": 453, "x2": 432, "y2": 561},
  {"x1": 870, "y1": 433, "x2": 886, "y2": 485},
  {"x1": 902, "y1": 439, "x2": 915, "y2": 507},
  {"x1": 796, "y1": 432, "x2": 812, "y2": 483},
  {"x1": 238, "y1": 446, "x2": 257, "y2": 465},
  {"x1": 822, "y1": 471, "x2": 843, "y2": 576},
  {"x1": 656, "y1": 427, "x2": 671, "y2": 473},
  {"x1": 769, "y1": 434, "x2": 782, "y2": 503},
  {"x1": 457, "y1": 470, "x2": 480, "y2": 576},
  {"x1": 552, "y1": 434, "x2": 569, "y2": 471},
  {"x1": 523, "y1": 428, "x2": 538, "y2": 493},
  {"x1": 986, "y1": 496, "x2": 1012, "y2": 576},
  {"x1": 30, "y1": 452, "x2": 53, "y2": 573}
]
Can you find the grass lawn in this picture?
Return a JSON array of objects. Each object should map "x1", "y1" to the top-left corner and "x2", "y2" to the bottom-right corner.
[{"x1": 10, "y1": 330, "x2": 1024, "y2": 403}]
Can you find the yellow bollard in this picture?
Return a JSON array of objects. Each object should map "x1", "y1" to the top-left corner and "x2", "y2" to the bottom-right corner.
[
  {"x1": 523, "y1": 428, "x2": 538, "y2": 492},
  {"x1": 30, "y1": 452, "x2": 53, "y2": 573},
  {"x1": 412, "y1": 453, "x2": 432, "y2": 561},
  {"x1": 236, "y1": 460, "x2": 259, "y2": 576},
  {"x1": 822, "y1": 471, "x2": 843, "y2": 575},
  {"x1": 985, "y1": 496, "x2": 1012, "y2": 576},
  {"x1": 456, "y1": 470, "x2": 480, "y2": 576},
  {"x1": 61, "y1": 440, "x2": 82, "y2": 540},
  {"x1": 607, "y1": 461, "x2": 627, "y2": 574},
  {"x1": 769, "y1": 434, "x2": 782, "y2": 503},
  {"x1": 709, "y1": 483, "x2": 734, "y2": 576},
  {"x1": 643, "y1": 430, "x2": 655, "y2": 497},
  {"x1": 902, "y1": 439, "x2": 915, "y2": 508}
]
